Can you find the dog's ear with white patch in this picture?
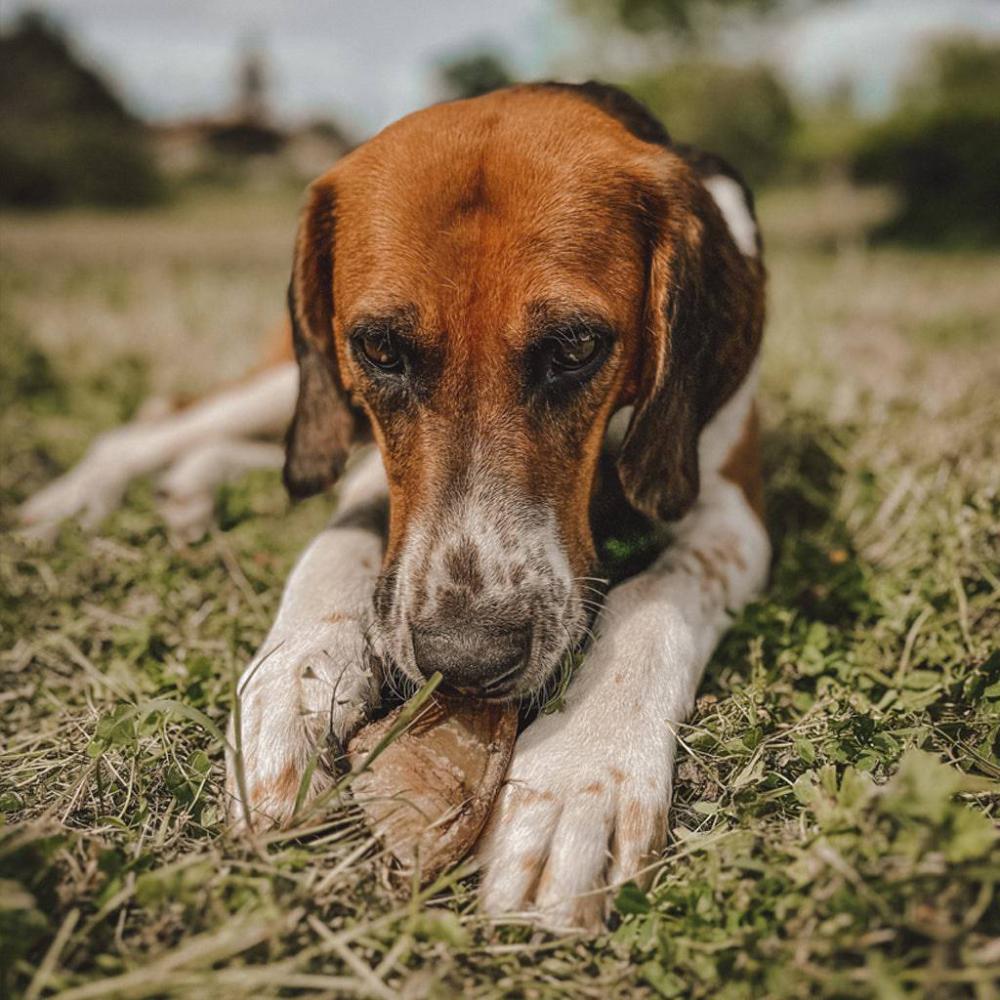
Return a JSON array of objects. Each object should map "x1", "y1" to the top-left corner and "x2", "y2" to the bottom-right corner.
[
  {"x1": 284, "y1": 179, "x2": 366, "y2": 499},
  {"x1": 617, "y1": 170, "x2": 764, "y2": 522}
]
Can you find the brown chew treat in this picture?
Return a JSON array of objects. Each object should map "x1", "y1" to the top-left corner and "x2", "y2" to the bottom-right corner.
[{"x1": 347, "y1": 695, "x2": 519, "y2": 883}]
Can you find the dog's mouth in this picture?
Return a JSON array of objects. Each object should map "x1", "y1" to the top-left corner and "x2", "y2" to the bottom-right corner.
[
  {"x1": 364, "y1": 585, "x2": 599, "y2": 711},
  {"x1": 477, "y1": 658, "x2": 529, "y2": 700}
]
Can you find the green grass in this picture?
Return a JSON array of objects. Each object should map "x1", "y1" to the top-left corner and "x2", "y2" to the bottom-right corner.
[{"x1": 1, "y1": 185, "x2": 999, "y2": 998}]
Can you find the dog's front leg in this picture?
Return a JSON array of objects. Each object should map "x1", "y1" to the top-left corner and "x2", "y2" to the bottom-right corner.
[
  {"x1": 479, "y1": 472, "x2": 770, "y2": 932},
  {"x1": 225, "y1": 448, "x2": 387, "y2": 832},
  {"x1": 20, "y1": 363, "x2": 297, "y2": 537}
]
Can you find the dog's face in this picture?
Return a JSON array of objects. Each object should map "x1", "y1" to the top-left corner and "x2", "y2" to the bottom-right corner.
[{"x1": 284, "y1": 86, "x2": 763, "y2": 698}]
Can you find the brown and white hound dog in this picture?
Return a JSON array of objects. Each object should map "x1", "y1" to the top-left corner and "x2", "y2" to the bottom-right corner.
[{"x1": 22, "y1": 83, "x2": 770, "y2": 931}]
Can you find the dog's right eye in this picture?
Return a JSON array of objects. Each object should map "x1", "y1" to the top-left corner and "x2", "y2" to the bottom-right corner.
[
  {"x1": 357, "y1": 330, "x2": 403, "y2": 373},
  {"x1": 551, "y1": 331, "x2": 601, "y2": 373}
]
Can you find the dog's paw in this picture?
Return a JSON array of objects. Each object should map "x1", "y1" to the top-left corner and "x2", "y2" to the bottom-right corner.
[
  {"x1": 157, "y1": 440, "x2": 285, "y2": 541},
  {"x1": 478, "y1": 660, "x2": 674, "y2": 932},
  {"x1": 225, "y1": 622, "x2": 378, "y2": 833},
  {"x1": 19, "y1": 426, "x2": 157, "y2": 538}
]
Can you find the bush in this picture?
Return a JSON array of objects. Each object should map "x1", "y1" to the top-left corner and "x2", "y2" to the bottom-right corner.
[
  {"x1": 852, "y1": 111, "x2": 1000, "y2": 247},
  {"x1": 0, "y1": 119, "x2": 164, "y2": 208},
  {"x1": 0, "y1": 12, "x2": 164, "y2": 208},
  {"x1": 438, "y1": 52, "x2": 515, "y2": 100},
  {"x1": 627, "y1": 60, "x2": 796, "y2": 186},
  {"x1": 850, "y1": 36, "x2": 1000, "y2": 247},
  {"x1": 899, "y1": 34, "x2": 1000, "y2": 119},
  {"x1": 206, "y1": 122, "x2": 286, "y2": 157}
]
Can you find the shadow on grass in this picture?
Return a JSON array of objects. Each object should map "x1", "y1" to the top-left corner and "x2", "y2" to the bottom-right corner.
[
  {"x1": 761, "y1": 413, "x2": 872, "y2": 625},
  {"x1": 702, "y1": 408, "x2": 878, "y2": 703}
]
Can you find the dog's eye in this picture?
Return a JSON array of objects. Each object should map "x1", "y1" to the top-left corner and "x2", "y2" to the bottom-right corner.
[
  {"x1": 551, "y1": 332, "x2": 601, "y2": 372},
  {"x1": 358, "y1": 331, "x2": 403, "y2": 372}
]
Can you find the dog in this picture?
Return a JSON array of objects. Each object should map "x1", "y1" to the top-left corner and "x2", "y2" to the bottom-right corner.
[{"x1": 21, "y1": 82, "x2": 770, "y2": 932}]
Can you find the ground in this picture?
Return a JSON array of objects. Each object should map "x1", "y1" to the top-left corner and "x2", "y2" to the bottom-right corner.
[{"x1": 1, "y1": 183, "x2": 998, "y2": 998}]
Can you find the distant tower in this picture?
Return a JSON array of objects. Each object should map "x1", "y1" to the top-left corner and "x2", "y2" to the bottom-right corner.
[{"x1": 235, "y1": 36, "x2": 269, "y2": 124}]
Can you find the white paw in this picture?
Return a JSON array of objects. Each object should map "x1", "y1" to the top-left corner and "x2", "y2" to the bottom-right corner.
[
  {"x1": 19, "y1": 426, "x2": 156, "y2": 537},
  {"x1": 156, "y1": 445, "x2": 221, "y2": 540},
  {"x1": 156, "y1": 491, "x2": 215, "y2": 542},
  {"x1": 156, "y1": 440, "x2": 284, "y2": 540},
  {"x1": 225, "y1": 620, "x2": 379, "y2": 833},
  {"x1": 478, "y1": 661, "x2": 674, "y2": 933}
]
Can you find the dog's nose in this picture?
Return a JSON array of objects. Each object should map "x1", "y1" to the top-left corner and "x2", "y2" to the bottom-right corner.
[{"x1": 411, "y1": 623, "x2": 530, "y2": 695}]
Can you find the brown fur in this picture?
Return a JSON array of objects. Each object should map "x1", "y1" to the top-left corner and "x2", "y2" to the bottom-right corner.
[
  {"x1": 249, "y1": 761, "x2": 300, "y2": 811},
  {"x1": 282, "y1": 83, "x2": 765, "y2": 579},
  {"x1": 691, "y1": 548, "x2": 730, "y2": 598},
  {"x1": 719, "y1": 403, "x2": 765, "y2": 522}
]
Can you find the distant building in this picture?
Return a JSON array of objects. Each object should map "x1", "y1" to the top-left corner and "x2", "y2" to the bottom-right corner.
[
  {"x1": 235, "y1": 41, "x2": 269, "y2": 125},
  {"x1": 149, "y1": 41, "x2": 353, "y2": 187},
  {"x1": 149, "y1": 116, "x2": 353, "y2": 187}
]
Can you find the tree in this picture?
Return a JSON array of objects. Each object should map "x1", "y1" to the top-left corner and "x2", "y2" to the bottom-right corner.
[
  {"x1": 573, "y1": 0, "x2": 803, "y2": 39},
  {"x1": 851, "y1": 36, "x2": 1000, "y2": 246},
  {"x1": 629, "y1": 60, "x2": 796, "y2": 185},
  {"x1": 569, "y1": 0, "x2": 803, "y2": 185},
  {"x1": 0, "y1": 12, "x2": 163, "y2": 207},
  {"x1": 438, "y1": 52, "x2": 514, "y2": 101}
]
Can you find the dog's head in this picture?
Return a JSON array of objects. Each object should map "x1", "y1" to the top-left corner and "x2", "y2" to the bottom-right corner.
[{"x1": 283, "y1": 84, "x2": 763, "y2": 699}]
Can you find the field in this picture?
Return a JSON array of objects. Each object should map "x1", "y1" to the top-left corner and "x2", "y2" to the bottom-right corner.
[{"x1": 1, "y1": 183, "x2": 999, "y2": 998}]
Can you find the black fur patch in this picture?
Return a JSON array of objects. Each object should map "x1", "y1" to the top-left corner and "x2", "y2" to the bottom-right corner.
[
  {"x1": 330, "y1": 498, "x2": 389, "y2": 536},
  {"x1": 535, "y1": 80, "x2": 672, "y2": 147}
]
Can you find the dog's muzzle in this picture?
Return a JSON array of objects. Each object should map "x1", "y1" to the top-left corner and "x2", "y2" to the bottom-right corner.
[
  {"x1": 372, "y1": 498, "x2": 583, "y2": 700},
  {"x1": 411, "y1": 618, "x2": 532, "y2": 696}
]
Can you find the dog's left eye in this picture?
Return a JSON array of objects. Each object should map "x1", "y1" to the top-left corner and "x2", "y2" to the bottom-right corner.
[
  {"x1": 357, "y1": 331, "x2": 403, "y2": 372},
  {"x1": 551, "y1": 332, "x2": 601, "y2": 373}
]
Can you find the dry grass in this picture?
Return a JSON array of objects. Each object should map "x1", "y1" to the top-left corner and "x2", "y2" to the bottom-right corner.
[
  {"x1": 0, "y1": 191, "x2": 294, "y2": 392},
  {"x1": 1, "y1": 182, "x2": 998, "y2": 998}
]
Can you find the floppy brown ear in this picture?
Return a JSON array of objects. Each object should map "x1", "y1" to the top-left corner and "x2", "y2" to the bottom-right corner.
[
  {"x1": 617, "y1": 170, "x2": 765, "y2": 522},
  {"x1": 283, "y1": 178, "x2": 366, "y2": 499}
]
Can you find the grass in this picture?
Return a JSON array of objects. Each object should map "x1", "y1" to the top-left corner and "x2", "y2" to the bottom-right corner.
[{"x1": 1, "y1": 183, "x2": 999, "y2": 998}]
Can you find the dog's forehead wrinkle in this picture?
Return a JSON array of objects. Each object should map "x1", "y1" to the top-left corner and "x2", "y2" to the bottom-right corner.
[
  {"x1": 360, "y1": 123, "x2": 624, "y2": 226},
  {"x1": 339, "y1": 169, "x2": 650, "y2": 339}
]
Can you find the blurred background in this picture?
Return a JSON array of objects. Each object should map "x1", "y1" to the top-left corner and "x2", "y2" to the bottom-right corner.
[
  {"x1": 2, "y1": 0, "x2": 999, "y2": 236},
  {"x1": 1, "y1": 0, "x2": 998, "y2": 453}
]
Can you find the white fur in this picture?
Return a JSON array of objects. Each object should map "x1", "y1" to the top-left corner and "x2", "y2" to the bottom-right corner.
[
  {"x1": 477, "y1": 369, "x2": 770, "y2": 931},
  {"x1": 20, "y1": 363, "x2": 297, "y2": 539},
  {"x1": 158, "y1": 440, "x2": 285, "y2": 538},
  {"x1": 225, "y1": 448, "x2": 388, "y2": 831},
  {"x1": 703, "y1": 175, "x2": 758, "y2": 258}
]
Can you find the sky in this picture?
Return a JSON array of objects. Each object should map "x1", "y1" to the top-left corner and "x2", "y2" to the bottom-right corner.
[
  {"x1": 771, "y1": 0, "x2": 1000, "y2": 115},
  {"x1": 4, "y1": 0, "x2": 999, "y2": 135}
]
